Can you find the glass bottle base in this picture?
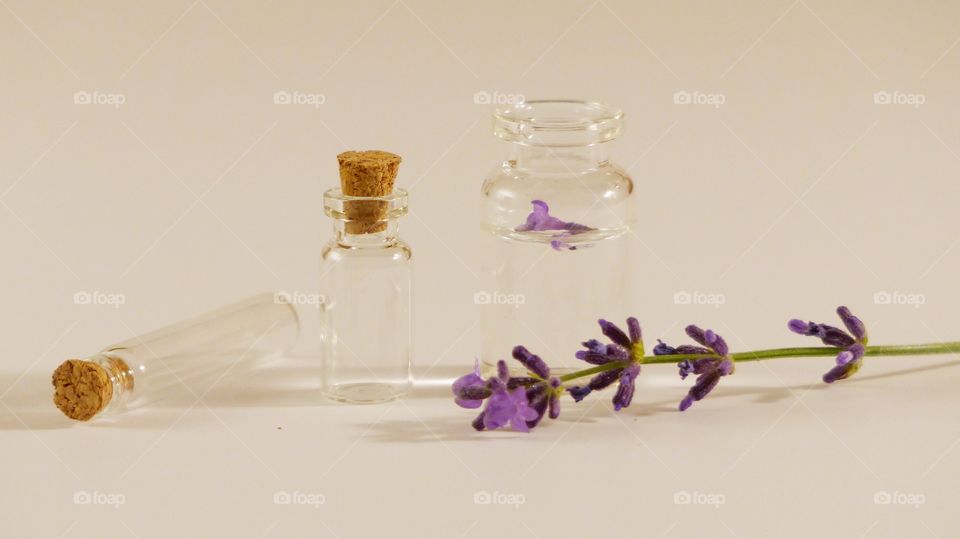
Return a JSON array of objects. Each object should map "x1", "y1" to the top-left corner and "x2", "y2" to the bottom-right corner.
[{"x1": 323, "y1": 382, "x2": 409, "y2": 404}]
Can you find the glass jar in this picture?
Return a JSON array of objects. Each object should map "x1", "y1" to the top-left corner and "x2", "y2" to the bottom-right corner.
[
  {"x1": 320, "y1": 188, "x2": 413, "y2": 403},
  {"x1": 480, "y1": 100, "x2": 634, "y2": 372}
]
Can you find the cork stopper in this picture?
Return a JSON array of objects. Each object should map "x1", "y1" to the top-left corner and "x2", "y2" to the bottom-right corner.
[
  {"x1": 336, "y1": 150, "x2": 401, "y2": 234},
  {"x1": 52, "y1": 359, "x2": 113, "y2": 421}
]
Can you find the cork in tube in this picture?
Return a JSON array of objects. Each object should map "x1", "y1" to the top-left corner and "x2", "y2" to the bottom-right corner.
[
  {"x1": 52, "y1": 359, "x2": 114, "y2": 421},
  {"x1": 337, "y1": 150, "x2": 401, "y2": 234}
]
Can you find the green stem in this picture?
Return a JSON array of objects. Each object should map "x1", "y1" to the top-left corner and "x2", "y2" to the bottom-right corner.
[{"x1": 556, "y1": 341, "x2": 960, "y2": 384}]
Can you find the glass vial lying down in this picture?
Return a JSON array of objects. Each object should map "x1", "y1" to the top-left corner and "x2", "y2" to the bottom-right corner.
[{"x1": 52, "y1": 293, "x2": 300, "y2": 421}]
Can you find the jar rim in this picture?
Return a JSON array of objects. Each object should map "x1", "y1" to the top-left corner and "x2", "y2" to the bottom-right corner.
[
  {"x1": 323, "y1": 187, "x2": 409, "y2": 203},
  {"x1": 492, "y1": 99, "x2": 623, "y2": 146},
  {"x1": 323, "y1": 187, "x2": 409, "y2": 222}
]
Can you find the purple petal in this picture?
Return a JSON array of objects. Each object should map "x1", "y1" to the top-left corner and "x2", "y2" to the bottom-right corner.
[
  {"x1": 836, "y1": 306, "x2": 867, "y2": 342},
  {"x1": 788, "y1": 319, "x2": 812, "y2": 334},
  {"x1": 599, "y1": 319, "x2": 632, "y2": 348},
  {"x1": 678, "y1": 360, "x2": 695, "y2": 379},
  {"x1": 835, "y1": 350, "x2": 854, "y2": 366},
  {"x1": 822, "y1": 361, "x2": 860, "y2": 383},
  {"x1": 575, "y1": 350, "x2": 616, "y2": 365},
  {"x1": 685, "y1": 325, "x2": 708, "y2": 347},
  {"x1": 482, "y1": 390, "x2": 514, "y2": 430},
  {"x1": 548, "y1": 393, "x2": 561, "y2": 420},
  {"x1": 718, "y1": 358, "x2": 734, "y2": 375},
  {"x1": 471, "y1": 411, "x2": 487, "y2": 430},
  {"x1": 689, "y1": 370, "x2": 722, "y2": 401},
  {"x1": 455, "y1": 386, "x2": 491, "y2": 408},
  {"x1": 582, "y1": 339, "x2": 605, "y2": 354},
  {"x1": 512, "y1": 345, "x2": 550, "y2": 378},
  {"x1": 605, "y1": 344, "x2": 630, "y2": 361},
  {"x1": 588, "y1": 369, "x2": 623, "y2": 391},
  {"x1": 516, "y1": 200, "x2": 591, "y2": 236},
  {"x1": 452, "y1": 360, "x2": 488, "y2": 408},
  {"x1": 496, "y1": 360, "x2": 510, "y2": 381},
  {"x1": 525, "y1": 386, "x2": 549, "y2": 428},
  {"x1": 679, "y1": 395, "x2": 694, "y2": 411},
  {"x1": 704, "y1": 330, "x2": 729, "y2": 356},
  {"x1": 568, "y1": 385, "x2": 592, "y2": 402},
  {"x1": 612, "y1": 364, "x2": 640, "y2": 411},
  {"x1": 627, "y1": 317, "x2": 642, "y2": 344},
  {"x1": 653, "y1": 339, "x2": 676, "y2": 355}
]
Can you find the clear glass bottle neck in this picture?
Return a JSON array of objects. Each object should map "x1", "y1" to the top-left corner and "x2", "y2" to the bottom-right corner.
[
  {"x1": 507, "y1": 142, "x2": 610, "y2": 173},
  {"x1": 332, "y1": 220, "x2": 402, "y2": 246}
]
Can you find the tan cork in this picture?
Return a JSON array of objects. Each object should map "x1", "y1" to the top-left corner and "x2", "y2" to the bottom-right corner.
[
  {"x1": 52, "y1": 359, "x2": 113, "y2": 421},
  {"x1": 336, "y1": 150, "x2": 401, "y2": 234}
]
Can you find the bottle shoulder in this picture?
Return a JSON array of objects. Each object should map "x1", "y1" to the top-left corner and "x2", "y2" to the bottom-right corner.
[
  {"x1": 481, "y1": 163, "x2": 633, "y2": 197},
  {"x1": 481, "y1": 162, "x2": 633, "y2": 199}
]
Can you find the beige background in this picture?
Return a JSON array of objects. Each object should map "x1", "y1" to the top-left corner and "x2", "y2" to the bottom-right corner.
[{"x1": 2, "y1": 0, "x2": 960, "y2": 537}]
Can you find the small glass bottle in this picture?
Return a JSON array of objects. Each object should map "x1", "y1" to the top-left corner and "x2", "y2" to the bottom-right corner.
[
  {"x1": 52, "y1": 293, "x2": 300, "y2": 421},
  {"x1": 480, "y1": 100, "x2": 634, "y2": 372},
  {"x1": 320, "y1": 188, "x2": 412, "y2": 403}
]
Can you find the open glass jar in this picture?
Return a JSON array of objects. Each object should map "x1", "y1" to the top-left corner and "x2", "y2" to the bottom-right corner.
[{"x1": 480, "y1": 100, "x2": 634, "y2": 372}]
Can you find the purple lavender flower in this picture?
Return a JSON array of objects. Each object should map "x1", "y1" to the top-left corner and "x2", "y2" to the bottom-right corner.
[
  {"x1": 512, "y1": 345, "x2": 562, "y2": 427},
  {"x1": 452, "y1": 349, "x2": 563, "y2": 432},
  {"x1": 515, "y1": 200, "x2": 593, "y2": 251},
  {"x1": 568, "y1": 317, "x2": 644, "y2": 410},
  {"x1": 789, "y1": 306, "x2": 869, "y2": 383},
  {"x1": 657, "y1": 326, "x2": 734, "y2": 411},
  {"x1": 465, "y1": 360, "x2": 540, "y2": 432}
]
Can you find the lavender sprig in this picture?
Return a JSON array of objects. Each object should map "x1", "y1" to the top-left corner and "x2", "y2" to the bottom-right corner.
[{"x1": 452, "y1": 305, "x2": 960, "y2": 433}]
